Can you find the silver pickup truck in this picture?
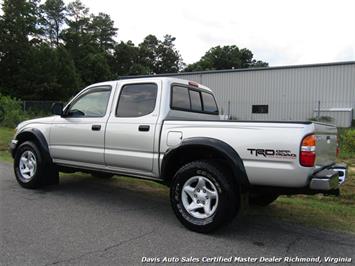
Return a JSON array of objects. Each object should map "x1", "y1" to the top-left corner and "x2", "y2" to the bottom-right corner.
[{"x1": 10, "y1": 77, "x2": 347, "y2": 232}]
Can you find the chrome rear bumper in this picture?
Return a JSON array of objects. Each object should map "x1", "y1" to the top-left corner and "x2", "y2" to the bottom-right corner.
[
  {"x1": 310, "y1": 164, "x2": 347, "y2": 191},
  {"x1": 334, "y1": 163, "x2": 347, "y2": 185}
]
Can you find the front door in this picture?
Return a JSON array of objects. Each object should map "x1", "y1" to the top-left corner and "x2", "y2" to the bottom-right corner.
[
  {"x1": 50, "y1": 86, "x2": 113, "y2": 166},
  {"x1": 105, "y1": 81, "x2": 161, "y2": 175}
]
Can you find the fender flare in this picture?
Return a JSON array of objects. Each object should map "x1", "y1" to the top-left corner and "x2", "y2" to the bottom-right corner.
[
  {"x1": 161, "y1": 137, "x2": 249, "y2": 188},
  {"x1": 14, "y1": 128, "x2": 52, "y2": 163}
]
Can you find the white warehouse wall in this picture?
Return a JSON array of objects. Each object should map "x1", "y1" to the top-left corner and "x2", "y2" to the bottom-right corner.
[
  {"x1": 122, "y1": 62, "x2": 355, "y2": 127},
  {"x1": 168, "y1": 62, "x2": 355, "y2": 126}
]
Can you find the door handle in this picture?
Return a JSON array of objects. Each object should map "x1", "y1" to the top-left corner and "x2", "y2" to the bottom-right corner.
[
  {"x1": 92, "y1": 125, "x2": 101, "y2": 131},
  {"x1": 138, "y1": 125, "x2": 150, "y2": 132}
]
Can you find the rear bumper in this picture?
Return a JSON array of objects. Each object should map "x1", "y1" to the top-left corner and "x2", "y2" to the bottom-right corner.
[
  {"x1": 250, "y1": 164, "x2": 348, "y2": 197},
  {"x1": 309, "y1": 164, "x2": 347, "y2": 191}
]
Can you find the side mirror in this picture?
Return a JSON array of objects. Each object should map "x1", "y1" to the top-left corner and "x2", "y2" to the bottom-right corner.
[{"x1": 51, "y1": 102, "x2": 64, "y2": 116}]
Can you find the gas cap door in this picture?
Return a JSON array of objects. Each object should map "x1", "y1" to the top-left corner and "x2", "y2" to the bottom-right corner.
[{"x1": 167, "y1": 131, "x2": 183, "y2": 146}]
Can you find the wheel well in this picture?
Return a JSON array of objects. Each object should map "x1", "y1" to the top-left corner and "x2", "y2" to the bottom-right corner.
[
  {"x1": 161, "y1": 145, "x2": 245, "y2": 188},
  {"x1": 16, "y1": 132, "x2": 41, "y2": 151},
  {"x1": 15, "y1": 130, "x2": 51, "y2": 163}
]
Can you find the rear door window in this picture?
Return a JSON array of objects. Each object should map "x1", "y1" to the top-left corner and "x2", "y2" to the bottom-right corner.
[{"x1": 116, "y1": 83, "x2": 157, "y2": 117}]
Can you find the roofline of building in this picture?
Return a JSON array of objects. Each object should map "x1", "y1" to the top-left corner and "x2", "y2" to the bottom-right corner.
[{"x1": 118, "y1": 61, "x2": 355, "y2": 79}]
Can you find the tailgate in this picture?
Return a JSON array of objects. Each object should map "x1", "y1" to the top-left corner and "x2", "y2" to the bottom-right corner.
[{"x1": 314, "y1": 123, "x2": 337, "y2": 167}]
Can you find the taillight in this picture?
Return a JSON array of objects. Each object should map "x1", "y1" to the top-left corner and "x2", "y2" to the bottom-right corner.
[
  {"x1": 336, "y1": 134, "x2": 340, "y2": 157},
  {"x1": 300, "y1": 134, "x2": 316, "y2": 167}
]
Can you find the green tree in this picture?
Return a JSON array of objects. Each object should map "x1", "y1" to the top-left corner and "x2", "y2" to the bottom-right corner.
[
  {"x1": 138, "y1": 34, "x2": 159, "y2": 73},
  {"x1": 66, "y1": 0, "x2": 89, "y2": 31},
  {"x1": 111, "y1": 40, "x2": 149, "y2": 76},
  {"x1": 62, "y1": 0, "x2": 90, "y2": 54},
  {"x1": 90, "y1": 12, "x2": 118, "y2": 53},
  {"x1": 62, "y1": 1, "x2": 115, "y2": 86},
  {"x1": 54, "y1": 46, "x2": 81, "y2": 99},
  {"x1": 0, "y1": 0, "x2": 188, "y2": 100},
  {"x1": 22, "y1": 44, "x2": 58, "y2": 99},
  {"x1": 138, "y1": 34, "x2": 184, "y2": 74},
  {"x1": 80, "y1": 52, "x2": 112, "y2": 85},
  {"x1": 155, "y1": 34, "x2": 184, "y2": 73},
  {"x1": 40, "y1": 0, "x2": 66, "y2": 46},
  {"x1": 0, "y1": 0, "x2": 41, "y2": 97},
  {"x1": 21, "y1": 44, "x2": 80, "y2": 100},
  {"x1": 250, "y1": 59, "x2": 269, "y2": 68},
  {"x1": 185, "y1": 45, "x2": 268, "y2": 71}
]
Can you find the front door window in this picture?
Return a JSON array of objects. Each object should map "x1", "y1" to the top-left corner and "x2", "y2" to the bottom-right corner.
[{"x1": 68, "y1": 88, "x2": 111, "y2": 117}]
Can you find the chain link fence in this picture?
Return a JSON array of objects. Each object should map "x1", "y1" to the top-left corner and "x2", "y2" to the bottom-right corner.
[
  {"x1": 0, "y1": 106, "x2": 4, "y2": 123},
  {"x1": 0, "y1": 100, "x2": 63, "y2": 126},
  {"x1": 22, "y1": 100, "x2": 61, "y2": 115}
]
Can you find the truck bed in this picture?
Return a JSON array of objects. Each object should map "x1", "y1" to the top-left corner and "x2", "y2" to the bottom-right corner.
[{"x1": 160, "y1": 120, "x2": 337, "y2": 188}]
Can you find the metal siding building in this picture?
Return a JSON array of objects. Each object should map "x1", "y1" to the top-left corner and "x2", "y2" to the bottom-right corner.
[{"x1": 124, "y1": 61, "x2": 355, "y2": 127}]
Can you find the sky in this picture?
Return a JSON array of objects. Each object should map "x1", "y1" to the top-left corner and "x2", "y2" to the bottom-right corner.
[{"x1": 65, "y1": 0, "x2": 354, "y2": 66}]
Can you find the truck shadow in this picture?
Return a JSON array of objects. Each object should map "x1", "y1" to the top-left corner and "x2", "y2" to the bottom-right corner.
[
  {"x1": 38, "y1": 174, "x2": 355, "y2": 244},
  {"x1": 3, "y1": 163, "x2": 355, "y2": 263}
]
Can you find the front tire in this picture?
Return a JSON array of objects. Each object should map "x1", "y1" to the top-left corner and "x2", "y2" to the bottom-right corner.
[
  {"x1": 170, "y1": 160, "x2": 239, "y2": 233},
  {"x1": 14, "y1": 141, "x2": 59, "y2": 189}
]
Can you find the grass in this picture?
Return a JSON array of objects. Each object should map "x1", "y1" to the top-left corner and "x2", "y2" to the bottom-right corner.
[
  {"x1": 0, "y1": 126, "x2": 354, "y2": 233},
  {"x1": 248, "y1": 164, "x2": 355, "y2": 233},
  {"x1": 0, "y1": 127, "x2": 14, "y2": 162}
]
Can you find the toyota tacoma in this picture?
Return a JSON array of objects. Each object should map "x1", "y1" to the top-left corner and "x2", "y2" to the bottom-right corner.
[{"x1": 10, "y1": 77, "x2": 347, "y2": 232}]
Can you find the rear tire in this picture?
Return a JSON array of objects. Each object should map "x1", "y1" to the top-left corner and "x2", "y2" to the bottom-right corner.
[
  {"x1": 249, "y1": 193, "x2": 278, "y2": 206},
  {"x1": 170, "y1": 160, "x2": 239, "y2": 233},
  {"x1": 14, "y1": 141, "x2": 59, "y2": 189}
]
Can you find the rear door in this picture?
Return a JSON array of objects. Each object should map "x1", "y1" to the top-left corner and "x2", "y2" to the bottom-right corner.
[{"x1": 104, "y1": 80, "x2": 161, "y2": 175}]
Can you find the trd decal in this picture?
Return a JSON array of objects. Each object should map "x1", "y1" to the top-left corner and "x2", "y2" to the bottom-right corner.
[{"x1": 247, "y1": 148, "x2": 297, "y2": 159}]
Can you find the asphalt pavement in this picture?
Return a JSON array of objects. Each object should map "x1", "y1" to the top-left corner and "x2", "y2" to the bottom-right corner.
[{"x1": 0, "y1": 161, "x2": 354, "y2": 266}]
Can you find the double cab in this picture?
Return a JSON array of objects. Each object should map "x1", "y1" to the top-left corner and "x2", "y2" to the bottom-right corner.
[{"x1": 10, "y1": 77, "x2": 347, "y2": 232}]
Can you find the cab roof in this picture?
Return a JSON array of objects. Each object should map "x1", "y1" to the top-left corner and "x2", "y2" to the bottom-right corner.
[{"x1": 88, "y1": 77, "x2": 213, "y2": 93}]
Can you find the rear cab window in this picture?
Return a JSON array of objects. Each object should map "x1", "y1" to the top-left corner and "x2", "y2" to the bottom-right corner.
[
  {"x1": 201, "y1": 92, "x2": 218, "y2": 113},
  {"x1": 171, "y1": 84, "x2": 218, "y2": 114},
  {"x1": 171, "y1": 86, "x2": 190, "y2": 110},
  {"x1": 189, "y1": 90, "x2": 202, "y2": 111}
]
